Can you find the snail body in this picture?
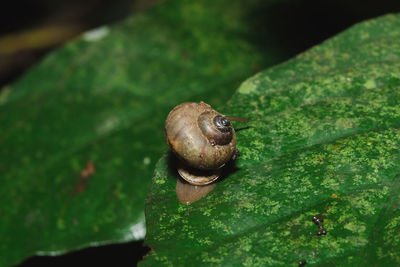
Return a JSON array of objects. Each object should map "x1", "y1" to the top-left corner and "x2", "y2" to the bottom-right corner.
[{"x1": 165, "y1": 102, "x2": 241, "y2": 186}]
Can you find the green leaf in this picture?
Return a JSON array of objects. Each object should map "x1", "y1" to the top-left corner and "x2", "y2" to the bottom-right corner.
[
  {"x1": 0, "y1": 0, "x2": 285, "y2": 266},
  {"x1": 143, "y1": 14, "x2": 400, "y2": 266}
]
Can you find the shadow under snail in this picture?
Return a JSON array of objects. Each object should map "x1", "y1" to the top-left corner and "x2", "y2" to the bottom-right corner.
[{"x1": 165, "y1": 102, "x2": 248, "y2": 188}]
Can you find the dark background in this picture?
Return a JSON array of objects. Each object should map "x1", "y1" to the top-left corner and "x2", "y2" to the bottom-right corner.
[
  {"x1": 2, "y1": 0, "x2": 400, "y2": 91},
  {"x1": 2, "y1": 0, "x2": 399, "y2": 266},
  {"x1": 20, "y1": 240, "x2": 150, "y2": 266},
  {"x1": 0, "y1": 0, "x2": 157, "y2": 89}
]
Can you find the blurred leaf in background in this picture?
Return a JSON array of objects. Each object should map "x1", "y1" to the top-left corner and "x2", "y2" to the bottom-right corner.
[
  {"x1": 0, "y1": 0, "x2": 289, "y2": 265},
  {"x1": 144, "y1": 14, "x2": 400, "y2": 266}
]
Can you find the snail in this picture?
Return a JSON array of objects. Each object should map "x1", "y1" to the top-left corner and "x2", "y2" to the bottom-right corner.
[{"x1": 165, "y1": 101, "x2": 247, "y2": 187}]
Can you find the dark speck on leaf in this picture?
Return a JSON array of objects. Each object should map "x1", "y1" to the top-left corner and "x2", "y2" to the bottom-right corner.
[
  {"x1": 317, "y1": 226, "x2": 327, "y2": 236},
  {"x1": 298, "y1": 259, "x2": 307, "y2": 266},
  {"x1": 312, "y1": 214, "x2": 327, "y2": 236},
  {"x1": 312, "y1": 214, "x2": 324, "y2": 225}
]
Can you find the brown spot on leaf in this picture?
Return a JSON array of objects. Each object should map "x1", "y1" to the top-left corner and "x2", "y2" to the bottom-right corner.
[
  {"x1": 71, "y1": 160, "x2": 95, "y2": 195},
  {"x1": 74, "y1": 183, "x2": 87, "y2": 194},
  {"x1": 80, "y1": 160, "x2": 95, "y2": 179}
]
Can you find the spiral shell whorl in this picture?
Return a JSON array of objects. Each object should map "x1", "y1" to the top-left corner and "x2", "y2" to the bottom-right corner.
[{"x1": 197, "y1": 112, "x2": 233, "y2": 146}]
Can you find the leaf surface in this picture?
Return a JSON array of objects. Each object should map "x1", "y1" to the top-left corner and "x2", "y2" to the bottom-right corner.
[{"x1": 144, "y1": 14, "x2": 400, "y2": 266}]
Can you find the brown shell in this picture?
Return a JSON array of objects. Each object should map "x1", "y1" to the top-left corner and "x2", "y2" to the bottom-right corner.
[{"x1": 165, "y1": 102, "x2": 236, "y2": 171}]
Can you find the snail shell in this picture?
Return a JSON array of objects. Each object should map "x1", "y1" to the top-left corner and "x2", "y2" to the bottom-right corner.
[{"x1": 165, "y1": 102, "x2": 237, "y2": 185}]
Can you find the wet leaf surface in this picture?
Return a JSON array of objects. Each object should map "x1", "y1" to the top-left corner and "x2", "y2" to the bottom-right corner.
[{"x1": 144, "y1": 14, "x2": 400, "y2": 266}]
